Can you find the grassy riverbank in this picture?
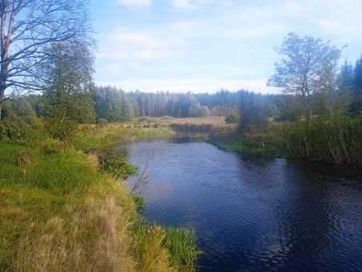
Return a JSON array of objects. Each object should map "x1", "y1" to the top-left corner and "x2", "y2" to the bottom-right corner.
[
  {"x1": 212, "y1": 116, "x2": 362, "y2": 167},
  {"x1": 0, "y1": 123, "x2": 198, "y2": 272}
]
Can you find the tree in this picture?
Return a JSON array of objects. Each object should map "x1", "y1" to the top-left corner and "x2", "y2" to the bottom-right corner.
[
  {"x1": 238, "y1": 91, "x2": 268, "y2": 133},
  {"x1": 0, "y1": 0, "x2": 89, "y2": 119},
  {"x1": 338, "y1": 61, "x2": 354, "y2": 91},
  {"x1": 268, "y1": 33, "x2": 341, "y2": 132},
  {"x1": 351, "y1": 57, "x2": 362, "y2": 114},
  {"x1": 188, "y1": 103, "x2": 210, "y2": 117},
  {"x1": 43, "y1": 40, "x2": 95, "y2": 139},
  {"x1": 93, "y1": 87, "x2": 133, "y2": 122}
]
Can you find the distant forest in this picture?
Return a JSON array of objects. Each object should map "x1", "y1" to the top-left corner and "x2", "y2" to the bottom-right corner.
[
  {"x1": 3, "y1": 52, "x2": 362, "y2": 124},
  {"x1": 1, "y1": 33, "x2": 362, "y2": 166}
]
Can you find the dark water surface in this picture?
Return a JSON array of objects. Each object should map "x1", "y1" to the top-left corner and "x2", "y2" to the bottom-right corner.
[{"x1": 126, "y1": 140, "x2": 362, "y2": 272}]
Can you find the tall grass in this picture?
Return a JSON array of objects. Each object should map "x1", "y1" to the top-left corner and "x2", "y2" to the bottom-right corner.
[
  {"x1": 0, "y1": 122, "x2": 198, "y2": 272},
  {"x1": 133, "y1": 221, "x2": 199, "y2": 272},
  {"x1": 164, "y1": 228, "x2": 200, "y2": 271},
  {"x1": 283, "y1": 116, "x2": 362, "y2": 166},
  {"x1": 213, "y1": 115, "x2": 362, "y2": 167}
]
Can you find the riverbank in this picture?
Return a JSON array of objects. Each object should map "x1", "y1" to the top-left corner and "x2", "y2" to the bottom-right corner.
[
  {"x1": 0, "y1": 123, "x2": 198, "y2": 272},
  {"x1": 211, "y1": 116, "x2": 362, "y2": 167}
]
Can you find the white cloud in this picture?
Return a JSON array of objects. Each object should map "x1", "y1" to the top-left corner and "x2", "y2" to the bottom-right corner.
[
  {"x1": 172, "y1": 0, "x2": 195, "y2": 9},
  {"x1": 97, "y1": 29, "x2": 184, "y2": 61},
  {"x1": 96, "y1": 0, "x2": 362, "y2": 93},
  {"x1": 117, "y1": 0, "x2": 151, "y2": 8},
  {"x1": 95, "y1": 78, "x2": 277, "y2": 94}
]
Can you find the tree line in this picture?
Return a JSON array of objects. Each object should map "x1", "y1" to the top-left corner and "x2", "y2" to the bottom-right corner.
[{"x1": 0, "y1": 21, "x2": 362, "y2": 165}]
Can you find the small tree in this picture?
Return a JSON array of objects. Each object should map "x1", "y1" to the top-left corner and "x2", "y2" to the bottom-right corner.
[
  {"x1": 268, "y1": 33, "x2": 341, "y2": 132},
  {"x1": 43, "y1": 40, "x2": 94, "y2": 140}
]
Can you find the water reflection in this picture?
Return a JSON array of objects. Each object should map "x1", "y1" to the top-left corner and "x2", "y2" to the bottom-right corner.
[{"x1": 126, "y1": 140, "x2": 362, "y2": 272}]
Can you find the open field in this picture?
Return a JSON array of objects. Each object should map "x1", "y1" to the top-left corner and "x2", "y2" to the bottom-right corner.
[{"x1": 132, "y1": 116, "x2": 237, "y2": 134}]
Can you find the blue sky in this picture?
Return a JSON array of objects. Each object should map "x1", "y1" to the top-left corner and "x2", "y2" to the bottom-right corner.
[{"x1": 89, "y1": 0, "x2": 362, "y2": 93}]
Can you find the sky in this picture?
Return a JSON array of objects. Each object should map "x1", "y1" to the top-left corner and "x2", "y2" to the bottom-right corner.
[{"x1": 89, "y1": 0, "x2": 362, "y2": 93}]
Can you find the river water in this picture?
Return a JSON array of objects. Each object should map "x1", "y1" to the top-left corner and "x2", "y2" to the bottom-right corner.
[{"x1": 126, "y1": 140, "x2": 362, "y2": 272}]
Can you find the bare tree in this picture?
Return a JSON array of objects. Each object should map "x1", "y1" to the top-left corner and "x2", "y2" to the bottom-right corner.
[
  {"x1": 268, "y1": 33, "x2": 341, "y2": 133},
  {"x1": 0, "y1": 0, "x2": 89, "y2": 119}
]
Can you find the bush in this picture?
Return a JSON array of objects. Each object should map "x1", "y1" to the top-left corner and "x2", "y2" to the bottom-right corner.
[
  {"x1": 45, "y1": 118, "x2": 77, "y2": 142},
  {"x1": 0, "y1": 116, "x2": 45, "y2": 143},
  {"x1": 98, "y1": 151, "x2": 137, "y2": 179}
]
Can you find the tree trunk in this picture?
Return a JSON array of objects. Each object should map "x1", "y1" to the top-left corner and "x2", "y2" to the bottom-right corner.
[
  {"x1": 0, "y1": 85, "x2": 5, "y2": 120},
  {"x1": 0, "y1": 81, "x2": 7, "y2": 121}
]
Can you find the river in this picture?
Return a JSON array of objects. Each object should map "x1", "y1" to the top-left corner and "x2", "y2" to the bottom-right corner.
[{"x1": 125, "y1": 139, "x2": 362, "y2": 272}]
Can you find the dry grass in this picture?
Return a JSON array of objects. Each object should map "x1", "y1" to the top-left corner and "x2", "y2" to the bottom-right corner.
[
  {"x1": 13, "y1": 179, "x2": 136, "y2": 272},
  {"x1": 1, "y1": 135, "x2": 197, "y2": 272},
  {"x1": 137, "y1": 116, "x2": 231, "y2": 127}
]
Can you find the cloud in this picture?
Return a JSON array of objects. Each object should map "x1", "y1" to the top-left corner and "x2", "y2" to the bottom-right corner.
[
  {"x1": 95, "y1": 77, "x2": 277, "y2": 94},
  {"x1": 171, "y1": 0, "x2": 195, "y2": 8},
  {"x1": 116, "y1": 0, "x2": 151, "y2": 8},
  {"x1": 95, "y1": 0, "x2": 362, "y2": 93},
  {"x1": 97, "y1": 29, "x2": 184, "y2": 61}
]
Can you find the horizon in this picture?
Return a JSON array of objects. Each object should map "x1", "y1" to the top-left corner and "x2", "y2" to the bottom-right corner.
[{"x1": 90, "y1": 0, "x2": 362, "y2": 94}]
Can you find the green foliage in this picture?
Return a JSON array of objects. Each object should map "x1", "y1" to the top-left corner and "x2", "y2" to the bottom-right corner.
[
  {"x1": 132, "y1": 194, "x2": 146, "y2": 211},
  {"x1": 45, "y1": 118, "x2": 77, "y2": 142},
  {"x1": 93, "y1": 86, "x2": 133, "y2": 122},
  {"x1": 25, "y1": 149, "x2": 99, "y2": 193},
  {"x1": 3, "y1": 98, "x2": 36, "y2": 119},
  {"x1": 0, "y1": 115, "x2": 45, "y2": 143},
  {"x1": 133, "y1": 220, "x2": 199, "y2": 272},
  {"x1": 188, "y1": 103, "x2": 210, "y2": 117},
  {"x1": 99, "y1": 151, "x2": 137, "y2": 179},
  {"x1": 215, "y1": 129, "x2": 283, "y2": 157},
  {"x1": 163, "y1": 228, "x2": 200, "y2": 271},
  {"x1": 282, "y1": 116, "x2": 362, "y2": 165}
]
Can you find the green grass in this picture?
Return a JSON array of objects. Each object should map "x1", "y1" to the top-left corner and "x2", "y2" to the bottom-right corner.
[
  {"x1": 0, "y1": 122, "x2": 198, "y2": 272},
  {"x1": 73, "y1": 123, "x2": 174, "y2": 152},
  {"x1": 212, "y1": 130, "x2": 283, "y2": 158},
  {"x1": 164, "y1": 228, "x2": 200, "y2": 272},
  {"x1": 133, "y1": 220, "x2": 199, "y2": 272}
]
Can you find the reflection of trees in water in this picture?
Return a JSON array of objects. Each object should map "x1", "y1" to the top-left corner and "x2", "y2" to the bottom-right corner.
[{"x1": 273, "y1": 162, "x2": 333, "y2": 270}]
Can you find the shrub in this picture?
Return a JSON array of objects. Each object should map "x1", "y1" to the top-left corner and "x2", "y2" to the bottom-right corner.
[
  {"x1": 0, "y1": 116, "x2": 45, "y2": 143},
  {"x1": 98, "y1": 151, "x2": 137, "y2": 179}
]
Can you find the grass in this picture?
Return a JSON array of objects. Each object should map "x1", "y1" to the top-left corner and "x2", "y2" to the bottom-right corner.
[
  {"x1": 133, "y1": 221, "x2": 199, "y2": 272},
  {"x1": 73, "y1": 123, "x2": 174, "y2": 152},
  {"x1": 164, "y1": 228, "x2": 200, "y2": 271},
  {"x1": 215, "y1": 132, "x2": 283, "y2": 157},
  {"x1": 0, "y1": 122, "x2": 198, "y2": 272}
]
